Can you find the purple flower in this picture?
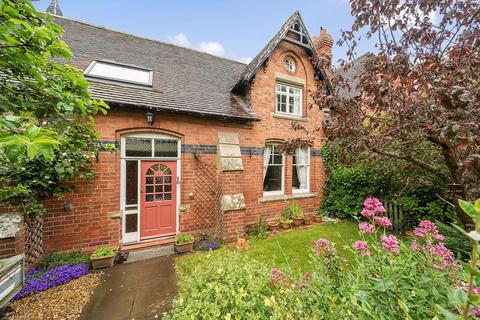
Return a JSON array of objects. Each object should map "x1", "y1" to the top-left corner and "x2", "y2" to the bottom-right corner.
[{"x1": 13, "y1": 264, "x2": 88, "y2": 300}]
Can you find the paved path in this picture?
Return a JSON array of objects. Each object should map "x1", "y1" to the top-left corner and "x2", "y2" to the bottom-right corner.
[{"x1": 80, "y1": 256, "x2": 177, "y2": 320}]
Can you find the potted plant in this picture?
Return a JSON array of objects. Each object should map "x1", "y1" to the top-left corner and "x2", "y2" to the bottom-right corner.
[
  {"x1": 314, "y1": 210, "x2": 323, "y2": 223},
  {"x1": 268, "y1": 220, "x2": 280, "y2": 231},
  {"x1": 279, "y1": 218, "x2": 292, "y2": 230},
  {"x1": 175, "y1": 234, "x2": 194, "y2": 253},
  {"x1": 90, "y1": 247, "x2": 118, "y2": 269},
  {"x1": 290, "y1": 203, "x2": 305, "y2": 226},
  {"x1": 304, "y1": 214, "x2": 313, "y2": 225}
]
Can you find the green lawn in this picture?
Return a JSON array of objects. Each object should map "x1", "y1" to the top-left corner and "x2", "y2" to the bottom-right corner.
[{"x1": 176, "y1": 221, "x2": 360, "y2": 274}]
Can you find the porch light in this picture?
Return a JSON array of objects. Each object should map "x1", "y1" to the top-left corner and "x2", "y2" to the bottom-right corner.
[{"x1": 145, "y1": 111, "x2": 154, "y2": 126}]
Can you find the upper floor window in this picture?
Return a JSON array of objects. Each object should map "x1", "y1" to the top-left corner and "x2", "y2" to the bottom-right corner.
[
  {"x1": 84, "y1": 60, "x2": 153, "y2": 87},
  {"x1": 276, "y1": 83, "x2": 302, "y2": 116},
  {"x1": 283, "y1": 57, "x2": 296, "y2": 73},
  {"x1": 263, "y1": 143, "x2": 284, "y2": 195}
]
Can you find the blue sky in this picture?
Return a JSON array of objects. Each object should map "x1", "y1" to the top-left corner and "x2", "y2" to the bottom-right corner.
[{"x1": 33, "y1": 0, "x2": 374, "y2": 65}]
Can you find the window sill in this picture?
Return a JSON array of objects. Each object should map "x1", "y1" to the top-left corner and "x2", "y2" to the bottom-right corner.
[
  {"x1": 272, "y1": 113, "x2": 308, "y2": 122},
  {"x1": 258, "y1": 192, "x2": 317, "y2": 203}
]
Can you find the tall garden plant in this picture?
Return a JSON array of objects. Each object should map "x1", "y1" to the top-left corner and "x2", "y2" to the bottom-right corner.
[{"x1": 0, "y1": 0, "x2": 110, "y2": 260}]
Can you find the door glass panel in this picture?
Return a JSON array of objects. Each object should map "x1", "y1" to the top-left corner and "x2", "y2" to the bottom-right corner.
[
  {"x1": 146, "y1": 185, "x2": 154, "y2": 193},
  {"x1": 164, "y1": 193, "x2": 172, "y2": 200},
  {"x1": 146, "y1": 177, "x2": 153, "y2": 184},
  {"x1": 164, "y1": 184, "x2": 172, "y2": 193},
  {"x1": 125, "y1": 214, "x2": 138, "y2": 233},
  {"x1": 155, "y1": 176, "x2": 162, "y2": 184},
  {"x1": 125, "y1": 137, "x2": 152, "y2": 157},
  {"x1": 155, "y1": 193, "x2": 163, "y2": 201},
  {"x1": 154, "y1": 140, "x2": 178, "y2": 157},
  {"x1": 125, "y1": 160, "x2": 138, "y2": 205},
  {"x1": 155, "y1": 185, "x2": 162, "y2": 192},
  {"x1": 145, "y1": 194, "x2": 154, "y2": 202},
  {"x1": 164, "y1": 176, "x2": 172, "y2": 183}
]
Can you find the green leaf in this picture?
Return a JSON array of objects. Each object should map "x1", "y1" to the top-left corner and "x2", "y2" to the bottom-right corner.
[
  {"x1": 461, "y1": 262, "x2": 480, "y2": 277},
  {"x1": 436, "y1": 305, "x2": 461, "y2": 320},
  {"x1": 459, "y1": 200, "x2": 480, "y2": 219}
]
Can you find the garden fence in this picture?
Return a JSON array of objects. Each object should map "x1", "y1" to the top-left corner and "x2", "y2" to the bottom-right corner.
[{"x1": 381, "y1": 199, "x2": 409, "y2": 234}]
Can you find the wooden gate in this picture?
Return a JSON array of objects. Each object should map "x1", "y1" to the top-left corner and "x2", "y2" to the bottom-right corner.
[{"x1": 381, "y1": 200, "x2": 409, "y2": 234}]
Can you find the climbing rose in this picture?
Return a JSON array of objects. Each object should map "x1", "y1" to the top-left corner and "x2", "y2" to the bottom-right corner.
[
  {"x1": 373, "y1": 216, "x2": 392, "y2": 228},
  {"x1": 380, "y1": 234, "x2": 400, "y2": 254},
  {"x1": 359, "y1": 222, "x2": 375, "y2": 233},
  {"x1": 353, "y1": 240, "x2": 370, "y2": 256}
]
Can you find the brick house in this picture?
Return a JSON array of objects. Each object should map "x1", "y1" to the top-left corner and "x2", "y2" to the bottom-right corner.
[{"x1": 0, "y1": 8, "x2": 334, "y2": 257}]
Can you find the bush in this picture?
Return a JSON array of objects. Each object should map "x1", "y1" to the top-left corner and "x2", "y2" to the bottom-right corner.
[
  {"x1": 246, "y1": 216, "x2": 269, "y2": 239},
  {"x1": 165, "y1": 252, "x2": 304, "y2": 319},
  {"x1": 90, "y1": 247, "x2": 118, "y2": 259},
  {"x1": 321, "y1": 164, "x2": 379, "y2": 219},
  {"x1": 40, "y1": 250, "x2": 89, "y2": 271},
  {"x1": 436, "y1": 221, "x2": 472, "y2": 262}
]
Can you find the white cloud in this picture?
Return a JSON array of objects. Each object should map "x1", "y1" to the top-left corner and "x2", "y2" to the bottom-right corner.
[
  {"x1": 166, "y1": 33, "x2": 251, "y2": 63},
  {"x1": 197, "y1": 41, "x2": 226, "y2": 57},
  {"x1": 167, "y1": 33, "x2": 191, "y2": 47},
  {"x1": 238, "y1": 57, "x2": 253, "y2": 64}
]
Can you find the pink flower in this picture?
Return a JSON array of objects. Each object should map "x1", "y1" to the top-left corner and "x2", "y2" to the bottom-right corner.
[
  {"x1": 359, "y1": 222, "x2": 375, "y2": 233},
  {"x1": 361, "y1": 208, "x2": 375, "y2": 217},
  {"x1": 313, "y1": 238, "x2": 335, "y2": 254},
  {"x1": 380, "y1": 234, "x2": 400, "y2": 254},
  {"x1": 428, "y1": 243, "x2": 459, "y2": 270},
  {"x1": 413, "y1": 220, "x2": 445, "y2": 242},
  {"x1": 410, "y1": 240, "x2": 420, "y2": 251},
  {"x1": 373, "y1": 216, "x2": 392, "y2": 228},
  {"x1": 363, "y1": 197, "x2": 386, "y2": 214},
  {"x1": 353, "y1": 240, "x2": 371, "y2": 256},
  {"x1": 271, "y1": 268, "x2": 286, "y2": 284}
]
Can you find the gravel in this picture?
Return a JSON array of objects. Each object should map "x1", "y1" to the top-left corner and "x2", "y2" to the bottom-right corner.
[{"x1": 6, "y1": 272, "x2": 102, "y2": 320}]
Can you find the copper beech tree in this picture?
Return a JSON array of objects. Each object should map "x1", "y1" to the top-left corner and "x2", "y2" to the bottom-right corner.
[{"x1": 305, "y1": 0, "x2": 480, "y2": 225}]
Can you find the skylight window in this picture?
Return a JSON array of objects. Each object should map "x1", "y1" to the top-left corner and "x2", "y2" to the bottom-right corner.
[{"x1": 84, "y1": 60, "x2": 153, "y2": 86}]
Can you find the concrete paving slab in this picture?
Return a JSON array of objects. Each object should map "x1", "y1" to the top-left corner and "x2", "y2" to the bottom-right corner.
[{"x1": 80, "y1": 255, "x2": 177, "y2": 320}]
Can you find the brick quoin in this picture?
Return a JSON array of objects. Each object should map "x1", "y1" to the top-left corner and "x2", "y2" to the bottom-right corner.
[{"x1": 0, "y1": 19, "x2": 333, "y2": 258}]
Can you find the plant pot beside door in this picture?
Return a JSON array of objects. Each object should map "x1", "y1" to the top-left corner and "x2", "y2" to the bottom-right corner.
[
  {"x1": 175, "y1": 235, "x2": 194, "y2": 253},
  {"x1": 90, "y1": 247, "x2": 118, "y2": 269}
]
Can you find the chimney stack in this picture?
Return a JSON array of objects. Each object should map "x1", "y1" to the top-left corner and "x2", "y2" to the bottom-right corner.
[
  {"x1": 312, "y1": 27, "x2": 333, "y2": 75},
  {"x1": 46, "y1": 0, "x2": 63, "y2": 16}
]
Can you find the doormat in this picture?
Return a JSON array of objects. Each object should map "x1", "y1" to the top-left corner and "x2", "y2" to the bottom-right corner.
[{"x1": 124, "y1": 244, "x2": 174, "y2": 264}]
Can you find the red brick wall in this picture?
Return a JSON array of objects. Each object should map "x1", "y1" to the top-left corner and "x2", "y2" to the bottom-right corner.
[{"x1": 36, "y1": 39, "x2": 328, "y2": 252}]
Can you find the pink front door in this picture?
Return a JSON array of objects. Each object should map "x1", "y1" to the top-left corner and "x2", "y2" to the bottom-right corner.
[{"x1": 140, "y1": 161, "x2": 177, "y2": 239}]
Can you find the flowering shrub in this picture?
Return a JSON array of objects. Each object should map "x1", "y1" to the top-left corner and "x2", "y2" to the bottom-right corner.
[{"x1": 13, "y1": 264, "x2": 88, "y2": 300}]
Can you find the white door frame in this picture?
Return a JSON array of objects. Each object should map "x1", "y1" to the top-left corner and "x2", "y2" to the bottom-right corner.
[{"x1": 119, "y1": 133, "x2": 181, "y2": 244}]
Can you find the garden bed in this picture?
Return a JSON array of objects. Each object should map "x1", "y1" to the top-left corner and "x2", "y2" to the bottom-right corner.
[{"x1": 6, "y1": 272, "x2": 101, "y2": 319}]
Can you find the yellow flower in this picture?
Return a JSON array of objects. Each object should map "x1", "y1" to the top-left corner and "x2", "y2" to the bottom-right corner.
[{"x1": 224, "y1": 313, "x2": 231, "y2": 320}]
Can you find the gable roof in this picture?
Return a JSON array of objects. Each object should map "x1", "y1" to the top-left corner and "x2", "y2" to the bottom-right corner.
[
  {"x1": 55, "y1": 17, "x2": 259, "y2": 121},
  {"x1": 233, "y1": 11, "x2": 328, "y2": 92},
  {"x1": 334, "y1": 53, "x2": 372, "y2": 99}
]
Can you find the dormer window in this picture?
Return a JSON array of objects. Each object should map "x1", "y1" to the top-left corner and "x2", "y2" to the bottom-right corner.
[
  {"x1": 84, "y1": 60, "x2": 153, "y2": 87},
  {"x1": 283, "y1": 57, "x2": 296, "y2": 73},
  {"x1": 276, "y1": 82, "x2": 302, "y2": 116}
]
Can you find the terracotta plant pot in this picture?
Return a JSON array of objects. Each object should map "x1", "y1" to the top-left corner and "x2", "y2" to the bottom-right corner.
[
  {"x1": 268, "y1": 222, "x2": 280, "y2": 231},
  {"x1": 304, "y1": 216, "x2": 313, "y2": 225},
  {"x1": 91, "y1": 255, "x2": 116, "y2": 269},
  {"x1": 280, "y1": 223, "x2": 290, "y2": 230},
  {"x1": 292, "y1": 218, "x2": 303, "y2": 226},
  {"x1": 236, "y1": 237, "x2": 248, "y2": 251},
  {"x1": 175, "y1": 241, "x2": 194, "y2": 253},
  {"x1": 314, "y1": 216, "x2": 323, "y2": 223}
]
